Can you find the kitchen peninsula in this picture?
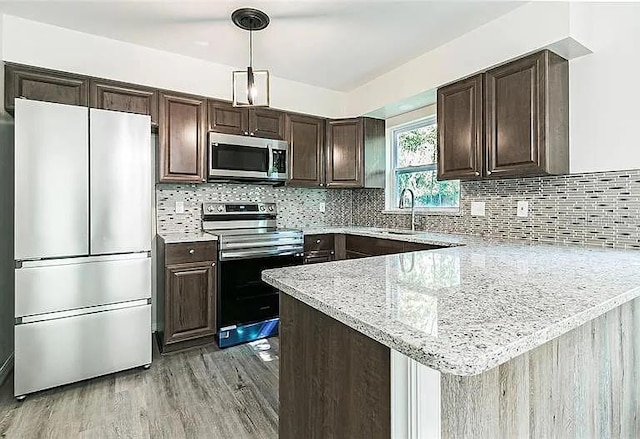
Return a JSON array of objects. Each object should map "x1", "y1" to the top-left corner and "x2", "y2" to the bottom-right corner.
[{"x1": 263, "y1": 228, "x2": 640, "y2": 439}]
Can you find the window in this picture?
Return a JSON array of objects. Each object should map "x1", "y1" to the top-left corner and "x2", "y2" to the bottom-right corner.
[{"x1": 387, "y1": 117, "x2": 460, "y2": 211}]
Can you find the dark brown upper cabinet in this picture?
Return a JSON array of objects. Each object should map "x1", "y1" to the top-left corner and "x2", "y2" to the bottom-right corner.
[
  {"x1": 286, "y1": 114, "x2": 326, "y2": 187},
  {"x1": 437, "y1": 50, "x2": 568, "y2": 181},
  {"x1": 326, "y1": 117, "x2": 385, "y2": 189},
  {"x1": 5, "y1": 64, "x2": 89, "y2": 112},
  {"x1": 208, "y1": 100, "x2": 285, "y2": 140},
  {"x1": 89, "y1": 79, "x2": 159, "y2": 126},
  {"x1": 207, "y1": 99, "x2": 248, "y2": 136},
  {"x1": 326, "y1": 118, "x2": 363, "y2": 188},
  {"x1": 485, "y1": 50, "x2": 568, "y2": 177},
  {"x1": 158, "y1": 92, "x2": 207, "y2": 183},
  {"x1": 437, "y1": 74, "x2": 484, "y2": 180},
  {"x1": 249, "y1": 108, "x2": 285, "y2": 140}
]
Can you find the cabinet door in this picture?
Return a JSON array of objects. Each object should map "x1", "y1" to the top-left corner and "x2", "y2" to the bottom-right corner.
[
  {"x1": 437, "y1": 74, "x2": 483, "y2": 180},
  {"x1": 5, "y1": 64, "x2": 88, "y2": 112},
  {"x1": 158, "y1": 92, "x2": 206, "y2": 183},
  {"x1": 249, "y1": 108, "x2": 285, "y2": 139},
  {"x1": 164, "y1": 261, "x2": 216, "y2": 345},
  {"x1": 485, "y1": 52, "x2": 545, "y2": 177},
  {"x1": 304, "y1": 251, "x2": 334, "y2": 264},
  {"x1": 207, "y1": 99, "x2": 248, "y2": 135},
  {"x1": 89, "y1": 79, "x2": 158, "y2": 126},
  {"x1": 326, "y1": 118, "x2": 364, "y2": 188},
  {"x1": 286, "y1": 114, "x2": 325, "y2": 187}
]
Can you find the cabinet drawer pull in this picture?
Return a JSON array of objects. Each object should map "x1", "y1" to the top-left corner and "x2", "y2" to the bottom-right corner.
[
  {"x1": 316, "y1": 239, "x2": 321, "y2": 244},
  {"x1": 487, "y1": 170, "x2": 492, "y2": 175},
  {"x1": 244, "y1": 131, "x2": 249, "y2": 135},
  {"x1": 189, "y1": 249, "x2": 195, "y2": 254}
]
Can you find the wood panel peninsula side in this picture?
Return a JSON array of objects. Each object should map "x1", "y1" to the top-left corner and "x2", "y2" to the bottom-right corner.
[{"x1": 263, "y1": 228, "x2": 640, "y2": 439}]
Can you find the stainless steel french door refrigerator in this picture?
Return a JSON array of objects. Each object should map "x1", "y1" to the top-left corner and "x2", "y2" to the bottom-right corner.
[{"x1": 13, "y1": 99, "x2": 152, "y2": 398}]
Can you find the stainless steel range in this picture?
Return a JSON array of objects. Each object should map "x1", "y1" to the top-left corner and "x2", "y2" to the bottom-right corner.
[{"x1": 202, "y1": 202, "x2": 303, "y2": 347}]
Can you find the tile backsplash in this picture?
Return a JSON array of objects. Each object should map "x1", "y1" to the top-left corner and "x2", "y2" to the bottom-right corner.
[
  {"x1": 352, "y1": 169, "x2": 640, "y2": 249},
  {"x1": 157, "y1": 170, "x2": 640, "y2": 249},
  {"x1": 156, "y1": 183, "x2": 353, "y2": 233}
]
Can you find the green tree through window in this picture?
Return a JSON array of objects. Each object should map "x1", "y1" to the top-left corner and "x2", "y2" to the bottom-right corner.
[{"x1": 392, "y1": 118, "x2": 460, "y2": 209}]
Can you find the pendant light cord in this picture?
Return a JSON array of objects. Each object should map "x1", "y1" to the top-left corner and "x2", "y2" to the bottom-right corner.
[{"x1": 249, "y1": 23, "x2": 253, "y2": 69}]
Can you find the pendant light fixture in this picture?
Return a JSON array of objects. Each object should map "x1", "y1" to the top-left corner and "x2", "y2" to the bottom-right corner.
[{"x1": 232, "y1": 8, "x2": 270, "y2": 107}]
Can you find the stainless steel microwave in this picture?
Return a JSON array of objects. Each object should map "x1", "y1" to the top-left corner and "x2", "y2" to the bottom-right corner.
[{"x1": 208, "y1": 132, "x2": 288, "y2": 184}]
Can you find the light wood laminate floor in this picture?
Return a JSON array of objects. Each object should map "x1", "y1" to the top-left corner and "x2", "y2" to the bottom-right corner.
[{"x1": 0, "y1": 338, "x2": 279, "y2": 439}]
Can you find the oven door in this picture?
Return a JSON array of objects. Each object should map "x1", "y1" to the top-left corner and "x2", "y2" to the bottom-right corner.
[{"x1": 218, "y1": 252, "x2": 303, "y2": 328}]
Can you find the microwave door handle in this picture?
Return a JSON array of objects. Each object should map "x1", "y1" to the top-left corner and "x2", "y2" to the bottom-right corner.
[{"x1": 267, "y1": 145, "x2": 274, "y2": 175}]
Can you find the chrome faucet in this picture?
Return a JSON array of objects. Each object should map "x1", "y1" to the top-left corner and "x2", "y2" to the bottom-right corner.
[{"x1": 399, "y1": 188, "x2": 416, "y2": 231}]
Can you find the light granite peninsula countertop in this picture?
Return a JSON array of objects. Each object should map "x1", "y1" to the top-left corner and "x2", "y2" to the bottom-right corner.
[
  {"x1": 263, "y1": 227, "x2": 640, "y2": 376},
  {"x1": 158, "y1": 231, "x2": 218, "y2": 244}
]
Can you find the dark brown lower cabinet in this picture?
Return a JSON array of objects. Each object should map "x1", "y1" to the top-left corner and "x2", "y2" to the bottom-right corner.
[
  {"x1": 157, "y1": 238, "x2": 218, "y2": 353},
  {"x1": 164, "y1": 262, "x2": 216, "y2": 345},
  {"x1": 304, "y1": 233, "x2": 441, "y2": 262}
]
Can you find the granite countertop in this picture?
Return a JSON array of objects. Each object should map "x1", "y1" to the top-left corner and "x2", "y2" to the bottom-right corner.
[
  {"x1": 158, "y1": 231, "x2": 218, "y2": 243},
  {"x1": 263, "y1": 227, "x2": 640, "y2": 376}
]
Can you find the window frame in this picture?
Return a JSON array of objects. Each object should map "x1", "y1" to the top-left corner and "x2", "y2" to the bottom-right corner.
[{"x1": 385, "y1": 116, "x2": 460, "y2": 214}]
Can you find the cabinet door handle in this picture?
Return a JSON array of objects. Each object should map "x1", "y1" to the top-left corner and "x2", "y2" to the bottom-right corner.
[
  {"x1": 474, "y1": 171, "x2": 480, "y2": 176},
  {"x1": 487, "y1": 170, "x2": 492, "y2": 175},
  {"x1": 250, "y1": 132, "x2": 255, "y2": 136},
  {"x1": 320, "y1": 183, "x2": 324, "y2": 187},
  {"x1": 189, "y1": 249, "x2": 195, "y2": 254},
  {"x1": 244, "y1": 131, "x2": 249, "y2": 135},
  {"x1": 212, "y1": 262, "x2": 216, "y2": 267},
  {"x1": 316, "y1": 239, "x2": 321, "y2": 244}
]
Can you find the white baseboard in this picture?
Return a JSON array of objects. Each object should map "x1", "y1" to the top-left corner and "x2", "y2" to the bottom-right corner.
[{"x1": 0, "y1": 352, "x2": 14, "y2": 386}]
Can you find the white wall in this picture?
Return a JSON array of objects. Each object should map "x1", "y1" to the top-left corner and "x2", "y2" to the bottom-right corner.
[
  {"x1": 346, "y1": 2, "x2": 571, "y2": 117},
  {"x1": 1, "y1": 15, "x2": 348, "y2": 118},
  {"x1": 568, "y1": 3, "x2": 640, "y2": 173}
]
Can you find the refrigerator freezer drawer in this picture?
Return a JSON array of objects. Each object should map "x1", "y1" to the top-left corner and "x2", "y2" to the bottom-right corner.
[
  {"x1": 15, "y1": 255, "x2": 151, "y2": 318},
  {"x1": 14, "y1": 304, "x2": 151, "y2": 397}
]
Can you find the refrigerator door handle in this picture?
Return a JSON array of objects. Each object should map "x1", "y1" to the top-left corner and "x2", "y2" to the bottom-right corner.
[{"x1": 18, "y1": 299, "x2": 151, "y2": 325}]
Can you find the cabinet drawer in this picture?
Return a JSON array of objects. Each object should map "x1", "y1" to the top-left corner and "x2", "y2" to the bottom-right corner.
[
  {"x1": 165, "y1": 241, "x2": 217, "y2": 265},
  {"x1": 304, "y1": 234, "x2": 334, "y2": 252}
]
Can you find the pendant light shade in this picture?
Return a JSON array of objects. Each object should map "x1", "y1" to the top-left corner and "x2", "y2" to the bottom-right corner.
[{"x1": 232, "y1": 8, "x2": 271, "y2": 107}]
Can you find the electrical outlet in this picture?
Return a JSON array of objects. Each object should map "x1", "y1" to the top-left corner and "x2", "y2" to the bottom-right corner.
[
  {"x1": 319, "y1": 202, "x2": 326, "y2": 213},
  {"x1": 175, "y1": 201, "x2": 185, "y2": 214},
  {"x1": 470, "y1": 201, "x2": 486, "y2": 217},
  {"x1": 517, "y1": 201, "x2": 529, "y2": 218}
]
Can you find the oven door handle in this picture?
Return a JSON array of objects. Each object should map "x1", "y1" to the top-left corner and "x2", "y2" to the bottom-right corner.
[
  {"x1": 220, "y1": 245, "x2": 304, "y2": 261},
  {"x1": 221, "y1": 238, "x2": 303, "y2": 250}
]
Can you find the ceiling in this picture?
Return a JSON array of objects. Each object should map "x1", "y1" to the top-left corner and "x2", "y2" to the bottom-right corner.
[{"x1": 0, "y1": 1, "x2": 525, "y2": 91}]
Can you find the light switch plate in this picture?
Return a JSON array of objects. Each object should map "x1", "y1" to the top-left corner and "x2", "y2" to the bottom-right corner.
[
  {"x1": 470, "y1": 202, "x2": 486, "y2": 217},
  {"x1": 319, "y1": 202, "x2": 326, "y2": 213},
  {"x1": 175, "y1": 201, "x2": 185, "y2": 214},
  {"x1": 517, "y1": 201, "x2": 529, "y2": 217}
]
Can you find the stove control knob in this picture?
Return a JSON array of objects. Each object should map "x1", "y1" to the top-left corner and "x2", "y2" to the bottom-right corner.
[
  {"x1": 259, "y1": 205, "x2": 266, "y2": 212},
  {"x1": 207, "y1": 205, "x2": 214, "y2": 212},
  {"x1": 268, "y1": 205, "x2": 274, "y2": 212},
  {"x1": 217, "y1": 205, "x2": 225, "y2": 212}
]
